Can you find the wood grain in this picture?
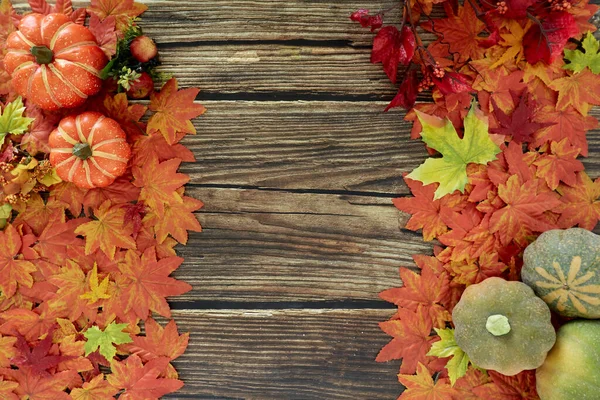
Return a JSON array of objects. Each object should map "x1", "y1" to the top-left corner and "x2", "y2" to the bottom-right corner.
[
  {"x1": 173, "y1": 187, "x2": 431, "y2": 303},
  {"x1": 166, "y1": 309, "x2": 401, "y2": 399}
]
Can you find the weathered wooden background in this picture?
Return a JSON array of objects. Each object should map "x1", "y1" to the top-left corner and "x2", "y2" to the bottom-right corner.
[{"x1": 13, "y1": 0, "x2": 600, "y2": 398}]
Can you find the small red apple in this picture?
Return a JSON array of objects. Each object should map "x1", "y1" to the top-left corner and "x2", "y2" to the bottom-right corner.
[
  {"x1": 130, "y1": 35, "x2": 158, "y2": 63},
  {"x1": 126, "y1": 72, "x2": 154, "y2": 99}
]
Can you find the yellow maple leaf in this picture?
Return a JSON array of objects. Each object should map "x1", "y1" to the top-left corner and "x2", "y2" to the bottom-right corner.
[
  {"x1": 80, "y1": 264, "x2": 112, "y2": 304},
  {"x1": 490, "y1": 21, "x2": 531, "y2": 69}
]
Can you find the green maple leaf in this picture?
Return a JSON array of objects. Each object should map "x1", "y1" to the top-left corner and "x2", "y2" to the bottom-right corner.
[
  {"x1": 0, "y1": 97, "x2": 34, "y2": 146},
  {"x1": 408, "y1": 101, "x2": 500, "y2": 199},
  {"x1": 564, "y1": 32, "x2": 600, "y2": 74},
  {"x1": 84, "y1": 322, "x2": 133, "y2": 360},
  {"x1": 427, "y1": 328, "x2": 470, "y2": 385}
]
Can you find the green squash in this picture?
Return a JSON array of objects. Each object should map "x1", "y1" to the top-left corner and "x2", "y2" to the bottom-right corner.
[
  {"x1": 537, "y1": 320, "x2": 600, "y2": 400},
  {"x1": 452, "y1": 277, "x2": 556, "y2": 376},
  {"x1": 522, "y1": 228, "x2": 600, "y2": 319}
]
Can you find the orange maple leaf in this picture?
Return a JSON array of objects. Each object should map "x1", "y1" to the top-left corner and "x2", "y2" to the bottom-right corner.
[
  {"x1": 489, "y1": 175, "x2": 562, "y2": 245},
  {"x1": 0, "y1": 368, "x2": 77, "y2": 400},
  {"x1": 13, "y1": 194, "x2": 67, "y2": 236},
  {"x1": 472, "y1": 370, "x2": 538, "y2": 400},
  {"x1": 148, "y1": 195, "x2": 203, "y2": 244},
  {"x1": 556, "y1": 171, "x2": 600, "y2": 230},
  {"x1": 107, "y1": 355, "x2": 183, "y2": 399},
  {"x1": 147, "y1": 78, "x2": 206, "y2": 145},
  {"x1": 115, "y1": 248, "x2": 192, "y2": 320},
  {"x1": 87, "y1": 0, "x2": 148, "y2": 30},
  {"x1": 376, "y1": 307, "x2": 438, "y2": 374},
  {"x1": 0, "y1": 334, "x2": 16, "y2": 368},
  {"x1": 122, "y1": 318, "x2": 189, "y2": 362},
  {"x1": 379, "y1": 265, "x2": 452, "y2": 328},
  {"x1": 421, "y1": 1, "x2": 486, "y2": 63},
  {"x1": 70, "y1": 374, "x2": 118, "y2": 400},
  {"x1": 0, "y1": 224, "x2": 36, "y2": 298},
  {"x1": 398, "y1": 362, "x2": 457, "y2": 400},
  {"x1": 132, "y1": 131, "x2": 195, "y2": 167},
  {"x1": 74, "y1": 201, "x2": 136, "y2": 260},
  {"x1": 533, "y1": 138, "x2": 584, "y2": 190},
  {"x1": 0, "y1": 378, "x2": 17, "y2": 400},
  {"x1": 548, "y1": 69, "x2": 600, "y2": 115},
  {"x1": 133, "y1": 157, "x2": 189, "y2": 217},
  {"x1": 532, "y1": 105, "x2": 597, "y2": 156}
]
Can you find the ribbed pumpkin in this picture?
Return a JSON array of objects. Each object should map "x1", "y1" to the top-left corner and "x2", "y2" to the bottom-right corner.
[
  {"x1": 452, "y1": 277, "x2": 556, "y2": 376},
  {"x1": 49, "y1": 112, "x2": 131, "y2": 189},
  {"x1": 4, "y1": 13, "x2": 107, "y2": 110},
  {"x1": 522, "y1": 228, "x2": 600, "y2": 319},
  {"x1": 536, "y1": 320, "x2": 600, "y2": 400}
]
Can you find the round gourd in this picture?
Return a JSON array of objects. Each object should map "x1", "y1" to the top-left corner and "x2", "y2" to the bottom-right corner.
[
  {"x1": 49, "y1": 112, "x2": 131, "y2": 189},
  {"x1": 4, "y1": 13, "x2": 107, "y2": 110},
  {"x1": 536, "y1": 320, "x2": 600, "y2": 400},
  {"x1": 522, "y1": 228, "x2": 600, "y2": 319},
  {"x1": 452, "y1": 277, "x2": 556, "y2": 376}
]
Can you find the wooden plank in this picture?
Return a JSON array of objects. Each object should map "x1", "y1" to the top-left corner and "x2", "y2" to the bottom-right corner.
[
  {"x1": 165, "y1": 309, "x2": 401, "y2": 399},
  {"x1": 182, "y1": 101, "x2": 424, "y2": 194},
  {"x1": 182, "y1": 101, "x2": 600, "y2": 192},
  {"x1": 156, "y1": 44, "x2": 397, "y2": 97},
  {"x1": 173, "y1": 187, "x2": 431, "y2": 303}
]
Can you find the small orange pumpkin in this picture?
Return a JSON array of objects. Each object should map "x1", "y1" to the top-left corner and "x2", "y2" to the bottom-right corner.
[{"x1": 49, "y1": 112, "x2": 131, "y2": 189}]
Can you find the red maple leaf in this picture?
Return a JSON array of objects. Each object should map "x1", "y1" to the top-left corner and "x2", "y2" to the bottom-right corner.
[
  {"x1": 523, "y1": 12, "x2": 579, "y2": 64},
  {"x1": 350, "y1": 9, "x2": 383, "y2": 32},
  {"x1": 394, "y1": 177, "x2": 466, "y2": 241},
  {"x1": 107, "y1": 355, "x2": 183, "y2": 399},
  {"x1": 385, "y1": 70, "x2": 419, "y2": 111},
  {"x1": 114, "y1": 248, "x2": 192, "y2": 319},
  {"x1": 490, "y1": 92, "x2": 552, "y2": 144},
  {"x1": 147, "y1": 78, "x2": 206, "y2": 145},
  {"x1": 376, "y1": 307, "x2": 439, "y2": 374},
  {"x1": 556, "y1": 171, "x2": 600, "y2": 230},
  {"x1": 379, "y1": 265, "x2": 452, "y2": 328},
  {"x1": 370, "y1": 26, "x2": 416, "y2": 84},
  {"x1": 489, "y1": 174, "x2": 562, "y2": 245},
  {"x1": 88, "y1": 14, "x2": 118, "y2": 58},
  {"x1": 123, "y1": 202, "x2": 148, "y2": 239},
  {"x1": 12, "y1": 327, "x2": 73, "y2": 376}
]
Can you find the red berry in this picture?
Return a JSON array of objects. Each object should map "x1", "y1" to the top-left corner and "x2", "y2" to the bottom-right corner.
[
  {"x1": 126, "y1": 72, "x2": 154, "y2": 99},
  {"x1": 130, "y1": 35, "x2": 158, "y2": 63}
]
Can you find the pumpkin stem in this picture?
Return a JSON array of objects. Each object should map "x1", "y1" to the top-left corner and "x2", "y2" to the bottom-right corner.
[
  {"x1": 72, "y1": 143, "x2": 93, "y2": 160},
  {"x1": 486, "y1": 314, "x2": 511, "y2": 336},
  {"x1": 31, "y1": 46, "x2": 54, "y2": 65}
]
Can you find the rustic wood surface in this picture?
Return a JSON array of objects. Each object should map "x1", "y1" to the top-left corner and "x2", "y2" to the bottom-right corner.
[{"x1": 12, "y1": 0, "x2": 600, "y2": 398}]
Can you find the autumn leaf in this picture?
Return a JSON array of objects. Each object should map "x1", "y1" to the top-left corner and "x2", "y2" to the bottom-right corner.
[
  {"x1": 0, "y1": 368, "x2": 77, "y2": 400},
  {"x1": 80, "y1": 264, "x2": 111, "y2": 305},
  {"x1": 398, "y1": 362, "x2": 457, "y2": 399},
  {"x1": 75, "y1": 201, "x2": 137, "y2": 260},
  {"x1": 376, "y1": 307, "x2": 438, "y2": 374},
  {"x1": 408, "y1": 102, "x2": 501, "y2": 199},
  {"x1": 490, "y1": 92, "x2": 552, "y2": 144},
  {"x1": 0, "y1": 224, "x2": 36, "y2": 298},
  {"x1": 147, "y1": 195, "x2": 203, "y2": 244},
  {"x1": 88, "y1": 14, "x2": 118, "y2": 58},
  {"x1": 107, "y1": 355, "x2": 184, "y2": 399},
  {"x1": 122, "y1": 318, "x2": 189, "y2": 362},
  {"x1": 472, "y1": 370, "x2": 539, "y2": 400},
  {"x1": 394, "y1": 177, "x2": 466, "y2": 241},
  {"x1": 385, "y1": 70, "x2": 419, "y2": 111},
  {"x1": 88, "y1": 0, "x2": 148, "y2": 30},
  {"x1": 549, "y1": 68, "x2": 600, "y2": 115},
  {"x1": 0, "y1": 334, "x2": 16, "y2": 368},
  {"x1": 426, "y1": 328, "x2": 470, "y2": 385},
  {"x1": 147, "y1": 78, "x2": 206, "y2": 145},
  {"x1": 350, "y1": 9, "x2": 383, "y2": 32},
  {"x1": 489, "y1": 174, "x2": 562, "y2": 245},
  {"x1": 0, "y1": 378, "x2": 17, "y2": 400},
  {"x1": 131, "y1": 131, "x2": 195, "y2": 167},
  {"x1": 12, "y1": 328, "x2": 73, "y2": 376},
  {"x1": 523, "y1": 12, "x2": 579, "y2": 65},
  {"x1": 0, "y1": 96, "x2": 34, "y2": 145},
  {"x1": 133, "y1": 157, "x2": 189, "y2": 217},
  {"x1": 564, "y1": 32, "x2": 600, "y2": 74},
  {"x1": 490, "y1": 21, "x2": 530, "y2": 69},
  {"x1": 379, "y1": 265, "x2": 452, "y2": 328},
  {"x1": 370, "y1": 26, "x2": 416, "y2": 84},
  {"x1": 556, "y1": 171, "x2": 600, "y2": 230},
  {"x1": 534, "y1": 138, "x2": 584, "y2": 190},
  {"x1": 70, "y1": 374, "x2": 118, "y2": 400},
  {"x1": 115, "y1": 248, "x2": 192, "y2": 319},
  {"x1": 84, "y1": 322, "x2": 133, "y2": 361}
]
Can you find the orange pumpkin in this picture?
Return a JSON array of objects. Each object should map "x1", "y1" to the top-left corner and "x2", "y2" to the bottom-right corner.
[
  {"x1": 49, "y1": 112, "x2": 131, "y2": 189},
  {"x1": 4, "y1": 13, "x2": 107, "y2": 110}
]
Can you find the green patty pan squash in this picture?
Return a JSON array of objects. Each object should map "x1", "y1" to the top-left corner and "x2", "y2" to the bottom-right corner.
[
  {"x1": 452, "y1": 277, "x2": 556, "y2": 375},
  {"x1": 522, "y1": 228, "x2": 600, "y2": 319},
  {"x1": 537, "y1": 320, "x2": 600, "y2": 400}
]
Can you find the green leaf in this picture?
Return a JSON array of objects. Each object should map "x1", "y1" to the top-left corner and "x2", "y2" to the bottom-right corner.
[
  {"x1": 564, "y1": 32, "x2": 600, "y2": 74},
  {"x1": 408, "y1": 101, "x2": 500, "y2": 199},
  {"x1": 83, "y1": 322, "x2": 133, "y2": 360},
  {"x1": 0, "y1": 97, "x2": 35, "y2": 145},
  {"x1": 427, "y1": 328, "x2": 470, "y2": 386}
]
